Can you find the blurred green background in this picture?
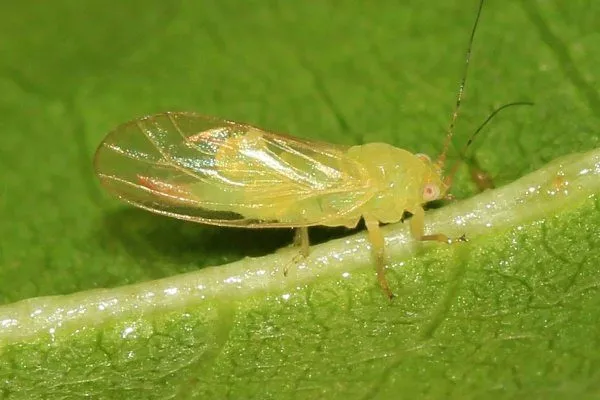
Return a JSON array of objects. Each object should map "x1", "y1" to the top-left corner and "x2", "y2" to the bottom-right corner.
[
  {"x1": 1, "y1": 0, "x2": 597, "y2": 304},
  {"x1": 0, "y1": 0, "x2": 599, "y2": 398}
]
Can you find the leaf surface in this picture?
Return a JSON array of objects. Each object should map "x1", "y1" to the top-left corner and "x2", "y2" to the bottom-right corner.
[{"x1": 0, "y1": 0, "x2": 599, "y2": 398}]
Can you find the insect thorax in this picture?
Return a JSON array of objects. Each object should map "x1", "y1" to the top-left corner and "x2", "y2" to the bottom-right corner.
[{"x1": 347, "y1": 143, "x2": 431, "y2": 224}]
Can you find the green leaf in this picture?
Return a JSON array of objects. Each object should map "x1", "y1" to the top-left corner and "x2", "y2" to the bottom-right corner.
[{"x1": 1, "y1": 0, "x2": 599, "y2": 399}]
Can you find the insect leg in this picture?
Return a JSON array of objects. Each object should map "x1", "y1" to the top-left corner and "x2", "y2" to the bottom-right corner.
[
  {"x1": 364, "y1": 218, "x2": 394, "y2": 299},
  {"x1": 283, "y1": 227, "x2": 310, "y2": 276},
  {"x1": 293, "y1": 227, "x2": 310, "y2": 258},
  {"x1": 409, "y1": 206, "x2": 465, "y2": 244}
]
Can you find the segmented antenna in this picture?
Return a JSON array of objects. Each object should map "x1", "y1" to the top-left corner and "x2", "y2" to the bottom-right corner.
[
  {"x1": 459, "y1": 101, "x2": 534, "y2": 155},
  {"x1": 437, "y1": 0, "x2": 486, "y2": 169},
  {"x1": 444, "y1": 101, "x2": 534, "y2": 186}
]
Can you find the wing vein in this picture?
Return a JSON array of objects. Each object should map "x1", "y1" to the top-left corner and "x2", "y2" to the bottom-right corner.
[
  {"x1": 167, "y1": 112, "x2": 189, "y2": 142},
  {"x1": 94, "y1": 112, "x2": 372, "y2": 227},
  {"x1": 135, "y1": 119, "x2": 207, "y2": 183}
]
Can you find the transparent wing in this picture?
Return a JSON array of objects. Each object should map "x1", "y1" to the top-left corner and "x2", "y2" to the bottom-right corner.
[{"x1": 94, "y1": 112, "x2": 373, "y2": 227}]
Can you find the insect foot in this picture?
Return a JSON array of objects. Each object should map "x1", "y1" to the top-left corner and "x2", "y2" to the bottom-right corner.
[
  {"x1": 283, "y1": 251, "x2": 309, "y2": 277},
  {"x1": 449, "y1": 233, "x2": 468, "y2": 244},
  {"x1": 421, "y1": 232, "x2": 468, "y2": 245}
]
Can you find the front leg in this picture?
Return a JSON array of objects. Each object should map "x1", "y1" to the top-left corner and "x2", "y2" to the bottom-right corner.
[
  {"x1": 409, "y1": 206, "x2": 465, "y2": 244},
  {"x1": 469, "y1": 156, "x2": 495, "y2": 192}
]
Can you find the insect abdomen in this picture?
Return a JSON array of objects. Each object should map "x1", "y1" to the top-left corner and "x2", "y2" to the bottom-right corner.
[{"x1": 183, "y1": 132, "x2": 372, "y2": 226}]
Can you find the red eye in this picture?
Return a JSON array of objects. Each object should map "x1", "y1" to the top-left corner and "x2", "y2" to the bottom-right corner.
[
  {"x1": 415, "y1": 153, "x2": 431, "y2": 163},
  {"x1": 423, "y1": 183, "x2": 440, "y2": 201}
]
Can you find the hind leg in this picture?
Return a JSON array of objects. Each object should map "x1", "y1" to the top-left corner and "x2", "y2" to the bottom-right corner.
[
  {"x1": 293, "y1": 227, "x2": 310, "y2": 257},
  {"x1": 283, "y1": 227, "x2": 310, "y2": 276}
]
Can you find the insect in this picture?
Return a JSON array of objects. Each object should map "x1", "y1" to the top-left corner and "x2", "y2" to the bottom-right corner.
[{"x1": 95, "y1": 0, "x2": 505, "y2": 299}]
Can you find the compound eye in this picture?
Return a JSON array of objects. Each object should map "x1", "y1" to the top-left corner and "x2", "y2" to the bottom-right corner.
[
  {"x1": 415, "y1": 153, "x2": 431, "y2": 163},
  {"x1": 423, "y1": 183, "x2": 440, "y2": 202}
]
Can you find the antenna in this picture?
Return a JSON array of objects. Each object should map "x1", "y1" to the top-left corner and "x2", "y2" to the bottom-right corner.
[
  {"x1": 437, "y1": 0, "x2": 486, "y2": 170},
  {"x1": 460, "y1": 101, "x2": 534, "y2": 156},
  {"x1": 444, "y1": 101, "x2": 534, "y2": 187}
]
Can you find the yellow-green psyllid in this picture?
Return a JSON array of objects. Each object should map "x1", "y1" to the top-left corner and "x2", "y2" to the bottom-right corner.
[{"x1": 95, "y1": 0, "x2": 488, "y2": 299}]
